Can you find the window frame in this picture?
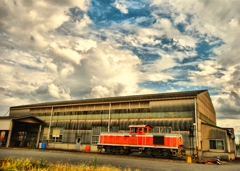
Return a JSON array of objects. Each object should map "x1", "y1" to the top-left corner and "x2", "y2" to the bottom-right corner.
[
  {"x1": 91, "y1": 126, "x2": 119, "y2": 145},
  {"x1": 150, "y1": 126, "x2": 172, "y2": 133},
  {"x1": 209, "y1": 139, "x2": 225, "y2": 150},
  {"x1": 43, "y1": 127, "x2": 63, "y2": 143}
]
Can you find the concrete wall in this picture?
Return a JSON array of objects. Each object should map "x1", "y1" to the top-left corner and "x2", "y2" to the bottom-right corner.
[
  {"x1": 0, "y1": 120, "x2": 11, "y2": 130},
  {"x1": 46, "y1": 142, "x2": 98, "y2": 152},
  {"x1": 201, "y1": 123, "x2": 236, "y2": 160}
]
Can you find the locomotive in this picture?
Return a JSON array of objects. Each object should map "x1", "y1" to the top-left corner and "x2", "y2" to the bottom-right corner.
[{"x1": 97, "y1": 125, "x2": 185, "y2": 158}]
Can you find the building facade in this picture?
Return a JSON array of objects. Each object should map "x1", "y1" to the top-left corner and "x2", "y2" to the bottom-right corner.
[{"x1": 0, "y1": 90, "x2": 236, "y2": 160}]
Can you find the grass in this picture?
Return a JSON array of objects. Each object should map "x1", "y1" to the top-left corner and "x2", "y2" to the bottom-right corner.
[{"x1": 0, "y1": 157, "x2": 140, "y2": 171}]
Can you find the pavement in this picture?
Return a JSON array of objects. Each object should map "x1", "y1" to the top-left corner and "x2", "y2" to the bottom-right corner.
[
  {"x1": 1, "y1": 148, "x2": 240, "y2": 171},
  {"x1": 1, "y1": 147, "x2": 240, "y2": 164}
]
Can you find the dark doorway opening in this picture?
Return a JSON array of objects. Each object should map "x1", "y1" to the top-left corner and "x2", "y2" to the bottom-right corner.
[{"x1": 10, "y1": 122, "x2": 39, "y2": 147}]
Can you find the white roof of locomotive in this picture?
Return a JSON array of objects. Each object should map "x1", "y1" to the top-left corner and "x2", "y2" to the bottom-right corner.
[{"x1": 129, "y1": 125, "x2": 153, "y2": 128}]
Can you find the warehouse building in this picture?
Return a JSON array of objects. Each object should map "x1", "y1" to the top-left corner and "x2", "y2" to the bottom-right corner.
[{"x1": 0, "y1": 90, "x2": 236, "y2": 160}]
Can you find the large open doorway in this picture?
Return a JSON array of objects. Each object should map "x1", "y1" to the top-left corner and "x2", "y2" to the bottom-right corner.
[
  {"x1": 10, "y1": 122, "x2": 39, "y2": 147},
  {"x1": 7, "y1": 116, "x2": 44, "y2": 148}
]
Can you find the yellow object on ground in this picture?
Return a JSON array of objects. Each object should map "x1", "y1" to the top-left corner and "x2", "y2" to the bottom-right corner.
[{"x1": 186, "y1": 154, "x2": 192, "y2": 163}]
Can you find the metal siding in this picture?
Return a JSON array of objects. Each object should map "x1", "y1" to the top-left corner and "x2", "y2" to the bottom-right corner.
[
  {"x1": 44, "y1": 117, "x2": 193, "y2": 147},
  {"x1": 72, "y1": 106, "x2": 79, "y2": 111},
  {"x1": 130, "y1": 102, "x2": 140, "y2": 108},
  {"x1": 10, "y1": 109, "x2": 30, "y2": 116},
  {"x1": 150, "y1": 99, "x2": 195, "y2": 112},
  {"x1": 94, "y1": 104, "x2": 103, "y2": 110},
  {"x1": 30, "y1": 108, "x2": 52, "y2": 114},
  {"x1": 121, "y1": 103, "x2": 129, "y2": 109},
  {"x1": 36, "y1": 111, "x2": 193, "y2": 121},
  {"x1": 44, "y1": 118, "x2": 193, "y2": 131},
  {"x1": 199, "y1": 113, "x2": 215, "y2": 125},
  {"x1": 140, "y1": 101, "x2": 149, "y2": 108},
  {"x1": 197, "y1": 91, "x2": 216, "y2": 125}
]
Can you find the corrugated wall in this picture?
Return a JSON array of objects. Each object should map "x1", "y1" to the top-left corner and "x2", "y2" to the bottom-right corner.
[
  {"x1": 197, "y1": 91, "x2": 216, "y2": 125},
  {"x1": 45, "y1": 118, "x2": 193, "y2": 130},
  {"x1": 150, "y1": 99, "x2": 195, "y2": 112},
  {"x1": 15, "y1": 99, "x2": 196, "y2": 147},
  {"x1": 9, "y1": 109, "x2": 30, "y2": 116},
  {"x1": 45, "y1": 118, "x2": 193, "y2": 145}
]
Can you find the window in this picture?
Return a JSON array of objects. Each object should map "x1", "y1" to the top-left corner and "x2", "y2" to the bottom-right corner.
[
  {"x1": 91, "y1": 126, "x2": 119, "y2": 144},
  {"x1": 150, "y1": 126, "x2": 172, "y2": 133},
  {"x1": 51, "y1": 127, "x2": 63, "y2": 142},
  {"x1": 43, "y1": 127, "x2": 63, "y2": 142},
  {"x1": 209, "y1": 140, "x2": 224, "y2": 150},
  {"x1": 131, "y1": 127, "x2": 138, "y2": 133}
]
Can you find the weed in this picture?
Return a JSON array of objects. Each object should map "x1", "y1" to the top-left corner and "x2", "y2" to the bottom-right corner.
[
  {"x1": 0, "y1": 157, "x2": 141, "y2": 171},
  {"x1": 39, "y1": 157, "x2": 46, "y2": 168},
  {"x1": 93, "y1": 156, "x2": 97, "y2": 169}
]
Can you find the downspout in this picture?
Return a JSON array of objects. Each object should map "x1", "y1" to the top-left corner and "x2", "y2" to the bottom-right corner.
[
  {"x1": 47, "y1": 106, "x2": 54, "y2": 142},
  {"x1": 108, "y1": 103, "x2": 111, "y2": 132}
]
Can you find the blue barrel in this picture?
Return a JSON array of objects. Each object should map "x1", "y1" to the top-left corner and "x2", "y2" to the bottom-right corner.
[{"x1": 41, "y1": 142, "x2": 46, "y2": 149}]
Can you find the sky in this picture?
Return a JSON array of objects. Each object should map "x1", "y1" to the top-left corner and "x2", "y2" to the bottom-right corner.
[{"x1": 0, "y1": 0, "x2": 240, "y2": 137}]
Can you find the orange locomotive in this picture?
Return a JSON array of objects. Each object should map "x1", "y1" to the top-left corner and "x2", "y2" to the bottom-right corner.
[{"x1": 97, "y1": 125, "x2": 185, "y2": 157}]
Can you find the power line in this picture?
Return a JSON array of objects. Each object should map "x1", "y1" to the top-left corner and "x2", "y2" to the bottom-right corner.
[{"x1": 4, "y1": 109, "x2": 9, "y2": 116}]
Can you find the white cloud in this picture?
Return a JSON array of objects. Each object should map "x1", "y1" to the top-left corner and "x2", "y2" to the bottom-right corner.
[
  {"x1": 173, "y1": 13, "x2": 187, "y2": 25},
  {"x1": 48, "y1": 84, "x2": 60, "y2": 98},
  {"x1": 174, "y1": 37, "x2": 197, "y2": 48},
  {"x1": 45, "y1": 62, "x2": 57, "y2": 73},
  {"x1": 114, "y1": 0, "x2": 128, "y2": 14},
  {"x1": 218, "y1": 119, "x2": 240, "y2": 134},
  {"x1": 81, "y1": 42, "x2": 142, "y2": 96},
  {"x1": 60, "y1": 63, "x2": 74, "y2": 77},
  {"x1": 49, "y1": 42, "x2": 84, "y2": 65},
  {"x1": 75, "y1": 14, "x2": 92, "y2": 30},
  {"x1": 91, "y1": 85, "x2": 112, "y2": 98},
  {"x1": 197, "y1": 61, "x2": 217, "y2": 76},
  {"x1": 48, "y1": 83, "x2": 71, "y2": 99},
  {"x1": 73, "y1": 38, "x2": 97, "y2": 52},
  {"x1": 141, "y1": 57, "x2": 175, "y2": 82},
  {"x1": 153, "y1": 18, "x2": 181, "y2": 37},
  {"x1": 13, "y1": 72, "x2": 26, "y2": 81}
]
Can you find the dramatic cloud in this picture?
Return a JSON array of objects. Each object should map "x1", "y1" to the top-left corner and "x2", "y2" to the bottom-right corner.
[{"x1": 0, "y1": 0, "x2": 239, "y2": 136}]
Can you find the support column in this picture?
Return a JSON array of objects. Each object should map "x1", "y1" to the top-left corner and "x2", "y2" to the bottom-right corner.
[
  {"x1": 47, "y1": 106, "x2": 54, "y2": 141},
  {"x1": 6, "y1": 120, "x2": 14, "y2": 147},
  {"x1": 108, "y1": 103, "x2": 111, "y2": 132},
  {"x1": 36, "y1": 124, "x2": 42, "y2": 148}
]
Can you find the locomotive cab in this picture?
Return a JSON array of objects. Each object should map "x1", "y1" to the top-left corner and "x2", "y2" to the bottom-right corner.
[{"x1": 129, "y1": 125, "x2": 153, "y2": 135}]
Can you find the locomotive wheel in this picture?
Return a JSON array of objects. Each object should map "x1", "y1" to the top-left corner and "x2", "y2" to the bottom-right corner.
[
  {"x1": 163, "y1": 150, "x2": 172, "y2": 158},
  {"x1": 125, "y1": 150, "x2": 130, "y2": 155},
  {"x1": 105, "y1": 147, "x2": 112, "y2": 153},
  {"x1": 146, "y1": 149, "x2": 154, "y2": 157},
  {"x1": 119, "y1": 148, "x2": 125, "y2": 155},
  {"x1": 112, "y1": 148, "x2": 117, "y2": 154}
]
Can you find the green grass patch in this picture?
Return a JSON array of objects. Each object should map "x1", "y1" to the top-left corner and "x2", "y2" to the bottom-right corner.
[{"x1": 0, "y1": 157, "x2": 140, "y2": 171}]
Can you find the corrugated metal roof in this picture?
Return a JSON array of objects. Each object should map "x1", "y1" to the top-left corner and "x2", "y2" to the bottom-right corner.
[{"x1": 10, "y1": 89, "x2": 207, "y2": 109}]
